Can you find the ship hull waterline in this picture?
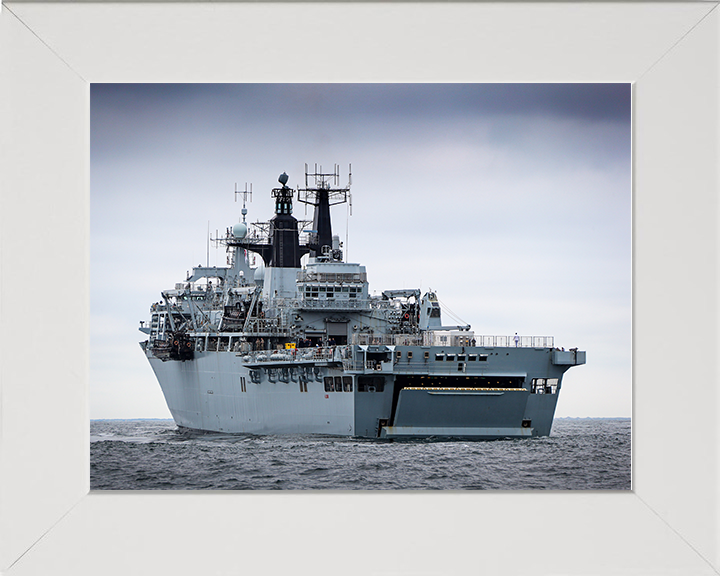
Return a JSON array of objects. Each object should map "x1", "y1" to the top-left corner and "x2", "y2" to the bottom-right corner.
[{"x1": 146, "y1": 343, "x2": 575, "y2": 439}]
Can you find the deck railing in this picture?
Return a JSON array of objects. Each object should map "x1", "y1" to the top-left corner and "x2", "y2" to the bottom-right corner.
[
  {"x1": 479, "y1": 335, "x2": 554, "y2": 348},
  {"x1": 351, "y1": 333, "x2": 427, "y2": 346},
  {"x1": 351, "y1": 333, "x2": 554, "y2": 348},
  {"x1": 239, "y1": 346, "x2": 349, "y2": 363}
]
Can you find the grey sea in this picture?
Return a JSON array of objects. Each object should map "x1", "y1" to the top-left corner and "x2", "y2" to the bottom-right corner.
[{"x1": 90, "y1": 418, "x2": 630, "y2": 490}]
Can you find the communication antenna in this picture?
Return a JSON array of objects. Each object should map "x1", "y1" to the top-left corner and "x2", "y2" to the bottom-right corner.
[
  {"x1": 235, "y1": 182, "x2": 253, "y2": 223},
  {"x1": 346, "y1": 164, "x2": 352, "y2": 259}
]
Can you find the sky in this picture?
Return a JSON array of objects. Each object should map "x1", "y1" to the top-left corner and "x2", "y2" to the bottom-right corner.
[{"x1": 90, "y1": 83, "x2": 631, "y2": 419}]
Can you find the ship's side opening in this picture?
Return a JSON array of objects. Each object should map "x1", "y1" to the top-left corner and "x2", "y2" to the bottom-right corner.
[
  {"x1": 394, "y1": 374, "x2": 525, "y2": 389},
  {"x1": 531, "y1": 378, "x2": 559, "y2": 394},
  {"x1": 388, "y1": 374, "x2": 526, "y2": 427}
]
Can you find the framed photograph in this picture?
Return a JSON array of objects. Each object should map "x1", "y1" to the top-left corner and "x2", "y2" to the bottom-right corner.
[
  {"x1": 89, "y1": 81, "x2": 630, "y2": 491},
  {"x1": 1, "y1": 2, "x2": 718, "y2": 574}
]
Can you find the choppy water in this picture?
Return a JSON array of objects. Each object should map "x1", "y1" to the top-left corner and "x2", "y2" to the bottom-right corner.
[{"x1": 90, "y1": 418, "x2": 630, "y2": 490}]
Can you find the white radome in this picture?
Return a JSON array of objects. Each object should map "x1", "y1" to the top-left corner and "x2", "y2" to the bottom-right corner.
[
  {"x1": 254, "y1": 262, "x2": 265, "y2": 282},
  {"x1": 232, "y1": 222, "x2": 248, "y2": 239}
]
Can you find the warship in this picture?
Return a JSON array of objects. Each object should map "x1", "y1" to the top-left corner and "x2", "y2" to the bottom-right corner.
[{"x1": 139, "y1": 165, "x2": 585, "y2": 439}]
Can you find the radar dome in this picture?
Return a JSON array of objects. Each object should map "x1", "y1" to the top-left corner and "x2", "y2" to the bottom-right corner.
[
  {"x1": 254, "y1": 262, "x2": 265, "y2": 283},
  {"x1": 232, "y1": 222, "x2": 248, "y2": 239},
  {"x1": 278, "y1": 172, "x2": 289, "y2": 186}
]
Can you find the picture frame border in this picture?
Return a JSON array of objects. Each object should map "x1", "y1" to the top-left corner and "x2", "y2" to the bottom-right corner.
[{"x1": 1, "y1": 2, "x2": 718, "y2": 574}]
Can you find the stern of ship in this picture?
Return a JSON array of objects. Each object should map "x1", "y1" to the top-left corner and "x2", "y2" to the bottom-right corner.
[{"x1": 349, "y1": 343, "x2": 585, "y2": 440}]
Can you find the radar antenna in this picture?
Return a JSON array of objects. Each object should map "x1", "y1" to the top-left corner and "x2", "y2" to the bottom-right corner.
[{"x1": 297, "y1": 164, "x2": 351, "y2": 207}]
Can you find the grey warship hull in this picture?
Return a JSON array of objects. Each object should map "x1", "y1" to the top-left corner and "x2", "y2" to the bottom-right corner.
[
  {"x1": 141, "y1": 166, "x2": 585, "y2": 439},
  {"x1": 145, "y1": 341, "x2": 584, "y2": 439}
]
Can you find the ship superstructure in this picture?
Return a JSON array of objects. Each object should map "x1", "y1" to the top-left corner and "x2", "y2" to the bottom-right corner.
[{"x1": 140, "y1": 165, "x2": 585, "y2": 438}]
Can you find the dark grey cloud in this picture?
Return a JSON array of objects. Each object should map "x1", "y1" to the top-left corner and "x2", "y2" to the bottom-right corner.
[
  {"x1": 91, "y1": 82, "x2": 630, "y2": 126},
  {"x1": 91, "y1": 83, "x2": 630, "y2": 170}
]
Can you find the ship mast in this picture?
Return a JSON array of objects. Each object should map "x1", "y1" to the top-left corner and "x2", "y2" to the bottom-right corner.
[
  {"x1": 297, "y1": 163, "x2": 351, "y2": 259},
  {"x1": 269, "y1": 172, "x2": 305, "y2": 268}
]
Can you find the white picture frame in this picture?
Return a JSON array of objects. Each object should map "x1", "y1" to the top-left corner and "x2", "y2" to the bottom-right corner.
[{"x1": 1, "y1": 2, "x2": 718, "y2": 574}]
